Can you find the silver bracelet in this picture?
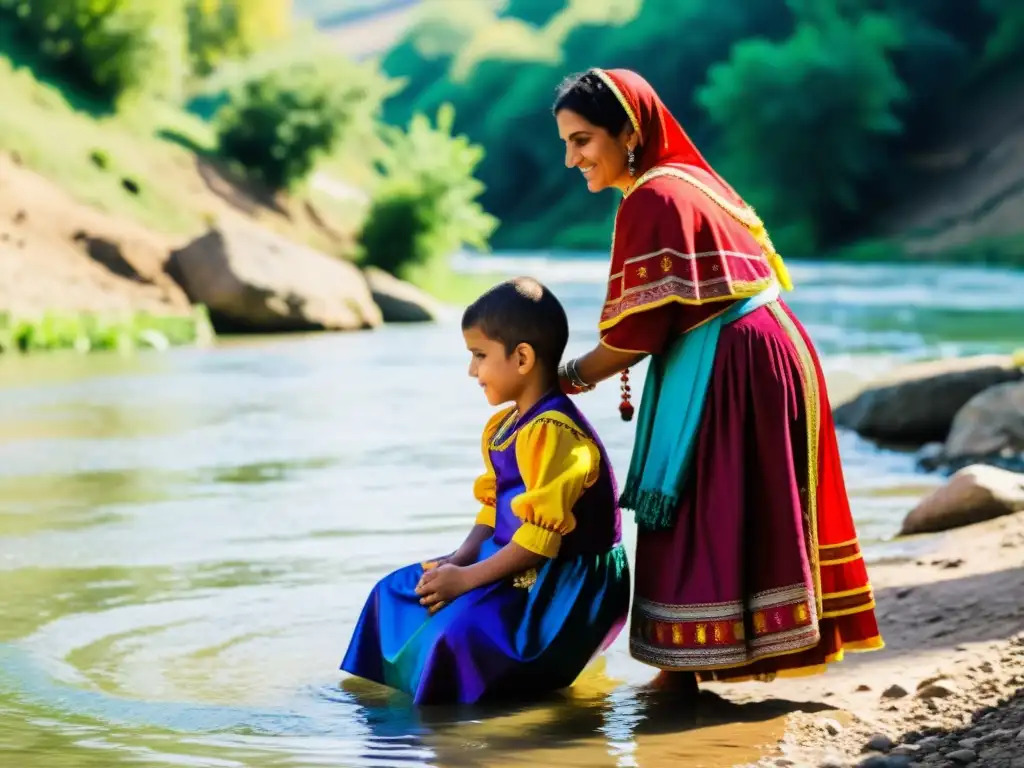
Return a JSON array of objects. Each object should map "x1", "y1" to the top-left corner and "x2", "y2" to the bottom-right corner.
[{"x1": 561, "y1": 357, "x2": 594, "y2": 391}]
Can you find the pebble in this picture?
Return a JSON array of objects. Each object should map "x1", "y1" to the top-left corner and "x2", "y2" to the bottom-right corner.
[
  {"x1": 946, "y1": 749, "x2": 978, "y2": 764},
  {"x1": 980, "y1": 728, "x2": 1014, "y2": 743},
  {"x1": 889, "y1": 744, "x2": 920, "y2": 757},
  {"x1": 1017, "y1": 728, "x2": 1024, "y2": 741},
  {"x1": 881, "y1": 684, "x2": 909, "y2": 699},
  {"x1": 958, "y1": 737, "x2": 980, "y2": 750},
  {"x1": 863, "y1": 734, "x2": 894, "y2": 753},
  {"x1": 916, "y1": 682, "x2": 957, "y2": 700},
  {"x1": 914, "y1": 736, "x2": 942, "y2": 752},
  {"x1": 818, "y1": 757, "x2": 845, "y2": 768},
  {"x1": 817, "y1": 718, "x2": 843, "y2": 736}
]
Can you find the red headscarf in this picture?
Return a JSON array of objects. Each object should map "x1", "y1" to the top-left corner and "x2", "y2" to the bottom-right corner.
[{"x1": 591, "y1": 68, "x2": 792, "y2": 339}]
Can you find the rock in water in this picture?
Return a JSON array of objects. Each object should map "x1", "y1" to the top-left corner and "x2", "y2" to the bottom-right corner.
[
  {"x1": 940, "y1": 381, "x2": 1024, "y2": 469},
  {"x1": 165, "y1": 224, "x2": 382, "y2": 333},
  {"x1": 363, "y1": 266, "x2": 443, "y2": 323},
  {"x1": 900, "y1": 464, "x2": 1024, "y2": 535},
  {"x1": 833, "y1": 355, "x2": 1023, "y2": 445}
]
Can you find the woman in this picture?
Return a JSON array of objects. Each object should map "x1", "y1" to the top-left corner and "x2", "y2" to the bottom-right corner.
[{"x1": 552, "y1": 68, "x2": 883, "y2": 690}]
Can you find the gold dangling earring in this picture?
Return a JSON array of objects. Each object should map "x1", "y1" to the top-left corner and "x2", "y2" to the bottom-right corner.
[{"x1": 627, "y1": 148, "x2": 636, "y2": 177}]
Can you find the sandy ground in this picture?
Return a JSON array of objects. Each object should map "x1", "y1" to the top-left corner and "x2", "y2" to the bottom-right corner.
[
  {"x1": 0, "y1": 150, "x2": 356, "y2": 318},
  {"x1": 0, "y1": 152, "x2": 192, "y2": 315},
  {"x1": 717, "y1": 510, "x2": 1024, "y2": 767}
]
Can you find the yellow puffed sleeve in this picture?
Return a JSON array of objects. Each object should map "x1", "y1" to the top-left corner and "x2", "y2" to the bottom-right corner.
[
  {"x1": 473, "y1": 407, "x2": 513, "y2": 527},
  {"x1": 510, "y1": 412, "x2": 601, "y2": 558}
]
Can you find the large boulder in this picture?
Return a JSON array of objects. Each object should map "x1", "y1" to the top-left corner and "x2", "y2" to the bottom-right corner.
[
  {"x1": 833, "y1": 354, "x2": 1023, "y2": 445},
  {"x1": 363, "y1": 266, "x2": 443, "y2": 323},
  {"x1": 900, "y1": 464, "x2": 1024, "y2": 535},
  {"x1": 944, "y1": 380, "x2": 1024, "y2": 459},
  {"x1": 165, "y1": 224, "x2": 382, "y2": 333}
]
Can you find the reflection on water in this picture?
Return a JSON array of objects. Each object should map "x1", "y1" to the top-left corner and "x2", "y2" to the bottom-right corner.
[{"x1": 1, "y1": 258, "x2": 1022, "y2": 767}]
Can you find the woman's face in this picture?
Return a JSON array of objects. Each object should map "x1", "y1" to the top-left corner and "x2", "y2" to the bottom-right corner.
[{"x1": 556, "y1": 108, "x2": 634, "y2": 193}]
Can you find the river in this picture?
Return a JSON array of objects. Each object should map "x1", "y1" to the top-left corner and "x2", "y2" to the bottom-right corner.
[{"x1": 1, "y1": 256, "x2": 1022, "y2": 768}]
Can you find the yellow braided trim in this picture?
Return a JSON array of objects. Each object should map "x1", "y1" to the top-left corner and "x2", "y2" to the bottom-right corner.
[
  {"x1": 591, "y1": 68, "x2": 641, "y2": 139},
  {"x1": 769, "y1": 303, "x2": 822, "y2": 616},
  {"x1": 820, "y1": 552, "x2": 864, "y2": 566},
  {"x1": 625, "y1": 165, "x2": 793, "y2": 291},
  {"x1": 820, "y1": 537, "x2": 860, "y2": 550}
]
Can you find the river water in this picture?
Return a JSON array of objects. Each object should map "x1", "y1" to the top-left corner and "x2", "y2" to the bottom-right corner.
[{"x1": 1, "y1": 256, "x2": 1022, "y2": 768}]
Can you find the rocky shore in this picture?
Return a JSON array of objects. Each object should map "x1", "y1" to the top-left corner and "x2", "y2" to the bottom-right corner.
[{"x1": 728, "y1": 353, "x2": 1024, "y2": 768}]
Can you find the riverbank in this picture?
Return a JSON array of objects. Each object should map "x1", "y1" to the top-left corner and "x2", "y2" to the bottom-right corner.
[{"x1": 726, "y1": 509, "x2": 1024, "y2": 768}]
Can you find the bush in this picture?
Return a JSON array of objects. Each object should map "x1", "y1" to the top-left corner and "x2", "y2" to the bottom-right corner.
[
  {"x1": 358, "y1": 104, "x2": 498, "y2": 278},
  {"x1": 0, "y1": 0, "x2": 187, "y2": 103},
  {"x1": 214, "y1": 63, "x2": 372, "y2": 191},
  {"x1": 185, "y1": 0, "x2": 292, "y2": 77}
]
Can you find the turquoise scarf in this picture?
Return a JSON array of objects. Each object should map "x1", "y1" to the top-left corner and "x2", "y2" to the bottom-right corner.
[{"x1": 619, "y1": 285, "x2": 780, "y2": 531}]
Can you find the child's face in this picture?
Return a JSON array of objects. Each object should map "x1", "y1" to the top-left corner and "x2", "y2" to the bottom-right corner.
[{"x1": 463, "y1": 326, "x2": 533, "y2": 407}]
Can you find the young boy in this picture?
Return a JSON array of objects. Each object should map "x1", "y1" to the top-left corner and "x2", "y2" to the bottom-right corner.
[{"x1": 339, "y1": 277, "x2": 630, "y2": 705}]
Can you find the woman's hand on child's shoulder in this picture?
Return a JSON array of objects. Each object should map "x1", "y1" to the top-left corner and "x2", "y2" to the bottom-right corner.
[{"x1": 415, "y1": 564, "x2": 473, "y2": 613}]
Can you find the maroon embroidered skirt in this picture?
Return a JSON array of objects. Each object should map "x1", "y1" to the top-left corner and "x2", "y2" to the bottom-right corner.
[{"x1": 629, "y1": 301, "x2": 882, "y2": 679}]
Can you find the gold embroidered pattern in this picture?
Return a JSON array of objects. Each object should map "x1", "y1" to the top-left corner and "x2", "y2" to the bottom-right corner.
[
  {"x1": 512, "y1": 568, "x2": 537, "y2": 590},
  {"x1": 660, "y1": 254, "x2": 672, "y2": 273},
  {"x1": 636, "y1": 266, "x2": 648, "y2": 280}
]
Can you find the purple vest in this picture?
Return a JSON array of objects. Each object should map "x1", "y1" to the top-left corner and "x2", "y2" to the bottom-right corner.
[{"x1": 489, "y1": 390, "x2": 622, "y2": 558}]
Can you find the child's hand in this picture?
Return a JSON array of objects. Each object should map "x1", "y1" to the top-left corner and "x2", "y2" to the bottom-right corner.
[
  {"x1": 422, "y1": 550, "x2": 470, "y2": 570},
  {"x1": 420, "y1": 554, "x2": 452, "y2": 571},
  {"x1": 415, "y1": 564, "x2": 473, "y2": 613}
]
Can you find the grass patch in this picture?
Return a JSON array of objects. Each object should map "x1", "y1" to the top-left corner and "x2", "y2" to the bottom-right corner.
[
  {"x1": 0, "y1": 27, "x2": 219, "y2": 235},
  {"x1": 0, "y1": 51, "x2": 216, "y2": 234},
  {"x1": 0, "y1": 26, "x2": 368, "y2": 254},
  {"x1": 0, "y1": 306, "x2": 214, "y2": 355}
]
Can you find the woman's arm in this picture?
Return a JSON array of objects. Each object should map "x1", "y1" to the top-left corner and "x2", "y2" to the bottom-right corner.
[{"x1": 562, "y1": 343, "x2": 645, "y2": 390}]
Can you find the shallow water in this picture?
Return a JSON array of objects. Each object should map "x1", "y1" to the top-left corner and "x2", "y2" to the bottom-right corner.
[{"x1": 1, "y1": 257, "x2": 1021, "y2": 767}]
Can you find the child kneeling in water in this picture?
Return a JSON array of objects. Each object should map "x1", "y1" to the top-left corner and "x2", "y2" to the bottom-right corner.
[{"x1": 340, "y1": 277, "x2": 630, "y2": 705}]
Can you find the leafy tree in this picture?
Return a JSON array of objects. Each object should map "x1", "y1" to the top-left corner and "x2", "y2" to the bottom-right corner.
[
  {"x1": 698, "y1": 14, "x2": 906, "y2": 250},
  {"x1": 0, "y1": 0, "x2": 187, "y2": 103},
  {"x1": 359, "y1": 104, "x2": 498, "y2": 276},
  {"x1": 185, "y1": 0, "x2": 293, "y2": 77},
  {"x1": 215, "y1": 61, "x2": 374, "y2": 190}
]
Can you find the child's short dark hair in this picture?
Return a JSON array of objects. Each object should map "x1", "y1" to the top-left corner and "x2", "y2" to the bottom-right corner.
[{"x1": 462, "y1": 277, "x2": 569, "y2": 374}]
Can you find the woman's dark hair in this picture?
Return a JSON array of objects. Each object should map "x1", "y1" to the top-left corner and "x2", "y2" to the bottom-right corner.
[
  {"x1": 462, "y1": 277, "x2": 569, "y2": 375},
  {"x1": 553, "y1": 70, "x2": 632, "y2": 138}
]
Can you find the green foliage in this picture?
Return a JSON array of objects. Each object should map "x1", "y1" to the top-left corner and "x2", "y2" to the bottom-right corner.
[
  {"x1": 981, "y1": 0, "x2": 1024, "y2": 69},
  {"x1": 0, "y1": 0, "x2": 188, "y2": 104},
  {"x1": 371, "y1": 0, "x2": 1019, "y2": 255},
  {"x1": 185, "y1": 0, "x2": 292, "y2": 77},
  {"x1": 698, "y1": 14, "x2": 906, "y2": 251},
  {"x1": 359, "y1": 104, "x2": 498, "y2": 277},
  {"x1": 214, "y1": 60, "x2": 375, "y2": 190},
  {"x1": 0, "y1": 307, "x2": 214, "y2": 355}
]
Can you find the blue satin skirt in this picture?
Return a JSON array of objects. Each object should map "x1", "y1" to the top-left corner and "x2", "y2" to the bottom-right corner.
[{"x1": 340, "y1": 539, "x2": 630, "y2": 705}]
